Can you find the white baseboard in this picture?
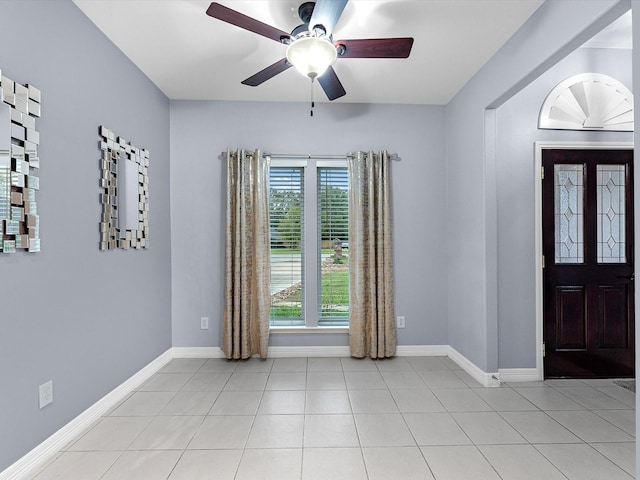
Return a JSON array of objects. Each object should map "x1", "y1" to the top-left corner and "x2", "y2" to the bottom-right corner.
[
  {"x1": 268, "y1": 345, "x2": 351, "y2": 357},
  {"x1": 447, "y1": 347, "x2": 501, "y2": 387},
  {"x1": 181, "y1": 345, "x2": 452, "y2": 359},
  {"x1": 278, "y1": 344, "x2": 450, "y2": 359},
  {"x1": 396, "y1": 345, "x2": 449, "y2": 356},
  {"x1": 171, "y1": 346, "x2": 353, "y2": 358},
  {"x1": 0, "y1": 349, "x2": 173, "y2": 480},
  {"x1": 498, "y1": 368, "x2": 542, "y2": 383},
  {"x1": 172, "y1": 347, "x2": 225, "y2": 358}
]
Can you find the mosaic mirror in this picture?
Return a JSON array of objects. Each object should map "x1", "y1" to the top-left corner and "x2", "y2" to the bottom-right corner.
[
  {"x1": 0, "y1": 71, "x2": 41, "y2": 253},
  {"x1": 98, "y1": 126, "x2": 149, "y2": 250}
]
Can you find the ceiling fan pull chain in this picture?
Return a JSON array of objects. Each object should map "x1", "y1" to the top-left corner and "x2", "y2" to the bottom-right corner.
[{"x1": 310, "y1": 77, "x2": 315, "y2": 117}]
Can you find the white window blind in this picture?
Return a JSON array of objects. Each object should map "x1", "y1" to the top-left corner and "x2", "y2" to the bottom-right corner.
[
  {"x1": 269, "y1": 167, "x2": 304, "y2": 326},
  {"x1": 317, "y1": 167, "x2": 349, "y2": 326}
]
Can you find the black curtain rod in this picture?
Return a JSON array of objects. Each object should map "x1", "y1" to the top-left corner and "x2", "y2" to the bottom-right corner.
[{"x1": 219, "y1": 151, "x2": 400, "y2": 160}]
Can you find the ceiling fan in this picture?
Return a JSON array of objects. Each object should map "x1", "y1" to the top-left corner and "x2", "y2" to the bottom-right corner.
[{"x1": 206, "y1": 0, "x2": 414, "y2": 101}]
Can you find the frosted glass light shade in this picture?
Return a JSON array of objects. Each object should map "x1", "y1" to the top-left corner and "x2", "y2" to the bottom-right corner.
[{"x1": 286, "y1": 37, "x2": 337, "y2": 79}]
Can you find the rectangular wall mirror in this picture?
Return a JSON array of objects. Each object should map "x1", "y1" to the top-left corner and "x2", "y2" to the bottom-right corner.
[
  {"x1": 0, "y1": 73, "x2": 41, "y2": 254},
  {"x1": 98, "y1": 126, "x2": 149, "y2": 250}
]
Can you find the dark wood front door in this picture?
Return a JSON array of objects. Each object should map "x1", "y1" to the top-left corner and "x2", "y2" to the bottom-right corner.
[{"x1": 542, "y1": 149, "x2": 634, "y2": 378}]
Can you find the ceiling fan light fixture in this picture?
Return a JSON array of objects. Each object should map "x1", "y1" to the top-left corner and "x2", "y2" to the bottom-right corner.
[{"x1": 286, "y1": 36, "x2": 337, "y2": 79}]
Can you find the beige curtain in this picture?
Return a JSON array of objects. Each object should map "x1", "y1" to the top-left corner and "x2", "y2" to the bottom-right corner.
[
  {"x1": 223, "y1": 148, "x2": 271, "y2": 359},
  {"x1": 347, "y1": 150, "x2": 396, "y2": 358}
]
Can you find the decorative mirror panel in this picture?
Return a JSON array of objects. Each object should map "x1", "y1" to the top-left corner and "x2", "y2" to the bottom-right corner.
[
  {"x1": 0, "y1": 71, "x2": 41, "y2": 253},
  {"x1": 98, "y1": 126, "x2": 149, "y2": 250}
]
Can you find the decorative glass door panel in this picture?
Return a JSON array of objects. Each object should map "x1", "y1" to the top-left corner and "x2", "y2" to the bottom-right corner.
[
  {"x1": 554, "y1": 164, "x2": 584, "y2": 263},
  {"x1": 597, "y1": 164, "x2": 626, "y2": 263}
]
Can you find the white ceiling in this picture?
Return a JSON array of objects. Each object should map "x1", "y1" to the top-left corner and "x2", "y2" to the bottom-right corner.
[{"x1": 72, "y1": 0, "x2": 628, "y2": 105}]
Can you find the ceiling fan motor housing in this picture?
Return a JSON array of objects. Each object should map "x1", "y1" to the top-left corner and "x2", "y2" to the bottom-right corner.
[
  {"x1": 292, "y1": 2, "x2": 328, "y2": 40},
  {"x1": 298, "y1": 2, "x2": 316, "y2": 24}
]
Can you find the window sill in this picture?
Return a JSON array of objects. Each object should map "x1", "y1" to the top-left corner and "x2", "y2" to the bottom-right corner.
[{"x1": 269, "y1": 326, "x2": 349, "y2": 334}]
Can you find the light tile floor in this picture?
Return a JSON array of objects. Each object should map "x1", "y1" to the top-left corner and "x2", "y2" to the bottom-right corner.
[{"x1": 29, "y1": 356, "x2": 636, "y2": 479}]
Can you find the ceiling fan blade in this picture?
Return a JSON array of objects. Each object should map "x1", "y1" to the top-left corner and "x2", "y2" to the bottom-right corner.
[
  {"x1": 336, "y1": 38, "x2": 414, "y2": 58},
  {"x1": 309, "y1": 0, "x2": 348, "y2": 37},
  {"x1": 241, "y1": 59, "x2": 292, "y2": 87},
  {"x1": 318, "y1": 66, "x2": 346, "y2": 101},
  {"x1": 206, "y1": 2, "x2": 290, "y2": 43}
]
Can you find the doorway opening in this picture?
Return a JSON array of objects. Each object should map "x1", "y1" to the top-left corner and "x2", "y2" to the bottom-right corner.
[{"x1": 535, "y1": 142, "x2": 634, "y2": 378}]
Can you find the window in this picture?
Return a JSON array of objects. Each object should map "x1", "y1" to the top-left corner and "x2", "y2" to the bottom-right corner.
[
  {"x1": 269, "y1": 159, "x2": 349, "y2": 328},
  {"x1": 317, "y1": 167, "x2": 349, "y2": 325},
  {"x1": 269, "y1": 165, "x2": 304, "y2": 325}
]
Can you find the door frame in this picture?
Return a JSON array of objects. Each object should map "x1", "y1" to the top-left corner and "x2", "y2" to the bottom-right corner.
[{"x1": 534, "y1": 141, "x2": 634, "y2": 380}]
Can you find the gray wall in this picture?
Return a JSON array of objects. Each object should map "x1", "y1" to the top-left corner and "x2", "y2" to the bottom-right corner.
[
  {"x1": 170, "y1": 101, "x2": 448, "y2": 349},
  {"x1": 0, "y1": 0, "x2": 171, "y2": 471},
  {"x1": 445, "y1": 0, "x2": 630, "y2": 372},
  {"x1": 496, "y1": 46, "x2": 633, "y2": 369}
]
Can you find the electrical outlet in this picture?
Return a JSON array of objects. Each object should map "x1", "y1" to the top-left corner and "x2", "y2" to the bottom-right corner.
[
  {"x1": 39, "y1": 380, "x2": 53, "y2": 409},
  {"x1": 200, "y1": 316, "x2": 209, "y2": 329},
  {"x1": 396, "y1": 316, "x2": 406, "y2": 329}
]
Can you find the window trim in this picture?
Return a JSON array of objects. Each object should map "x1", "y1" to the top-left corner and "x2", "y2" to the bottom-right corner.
[
  {"x1": 270, "y1": 326, "x2": 349, "y2": 334},
  {"x1": 269, "y1": 158, "x2": 349, "y2": 330}
]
